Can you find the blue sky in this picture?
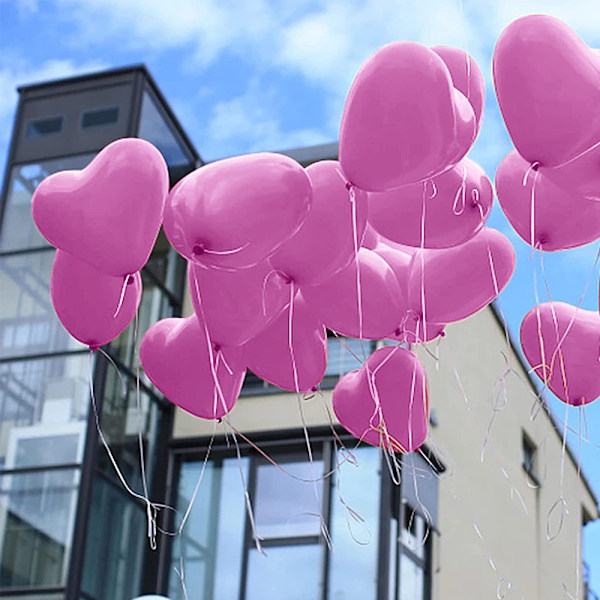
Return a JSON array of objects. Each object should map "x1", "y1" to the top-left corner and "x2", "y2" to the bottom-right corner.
[{"x1": 2, "y1": 0, "x2": 600, "y2": 592}]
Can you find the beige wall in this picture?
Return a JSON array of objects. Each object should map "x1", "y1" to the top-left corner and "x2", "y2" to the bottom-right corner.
[{"x1": 172, "y1": 305, "x2": 598, "y2": 600}]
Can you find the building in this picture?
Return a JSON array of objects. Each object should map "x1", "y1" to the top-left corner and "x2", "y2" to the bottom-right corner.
[{"x1": 0, "y1": 66, "x2": 597, "y2": 600}]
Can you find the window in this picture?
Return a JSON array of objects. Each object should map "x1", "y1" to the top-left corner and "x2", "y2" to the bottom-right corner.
[
  {"x1": 137, "y1": 90, "x2": 193, "y2": 168},
  {"x1": 522, "y1": 432, "x2": 538, "y2": 484},
  {"x1": 168, "y1": 437, "x2": 437, "y2": 600},
  {"x1": 26, "y1": 116, "x2": 63, "y2": 138},
  {"x1": 0, "y1": 154, "x2": 95, "y2": 252},
  {"x1": 81, "y1": 106, "x2": 120, "y2": 129}
]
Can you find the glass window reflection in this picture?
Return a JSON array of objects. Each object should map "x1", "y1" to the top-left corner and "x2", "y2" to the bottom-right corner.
[
  {"x1": 0, "y1": 154, "x2": 95, "y2": 252},
  {"x1": 0, "y1": 354, "x2": 90, "y2": 470},
  {"x1": 81, "y1": 476, "x2": 146, "y2": 600},
  {"x1": 0, "y1": 468, "x2": 80, "y2": 588},
  {"x1": 0, "y1": 251, "x2": 85, "y2": 359},
  {"x1": 169, "y1": 457, "x2": 248, "y2": 600},
  {"x1": 137, "y1": 91, "x2": 192, "y2": 168},
  {"x1": 98, "y1": 368, "x2": 166, "y2": 494},
  {"x1": 254, "y1": 456, "x2": 323, "y2": 539}
]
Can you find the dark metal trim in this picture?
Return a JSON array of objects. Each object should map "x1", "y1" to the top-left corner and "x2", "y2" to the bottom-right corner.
[
  {"x1": 0, "y1": 245, "x2": 53, "y2": 258},
  {"x1": 0, "y1": 348, "x2": 89, "y2": 365},
  {"x1": 0, "y1": 585, "x2": 66, "y2": 596},
  {"x1": 65, "y1": 354, "x2": 107, "y2": 600},
  {"x1": 0, "y1": 462, "x2": 81, "y2": 476},
  {"x1": 0, "y1": 75, "x2": 26, "y2": 231}
]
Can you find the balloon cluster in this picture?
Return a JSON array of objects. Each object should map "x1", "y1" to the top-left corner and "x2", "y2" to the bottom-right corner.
[
  {"x1": 31, "y1": 138, "x2": 169, "y2": 349},
  {"x1": 493, "y1": 15, "x2": 600, "y2": 406},
  {"x1": 32, "y1": 41, "x2": 518, "y2": 454}
]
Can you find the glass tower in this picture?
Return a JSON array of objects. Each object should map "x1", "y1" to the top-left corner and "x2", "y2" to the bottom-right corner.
[{"x1": 0, "y1": 66, "x2": 198, "y2": 600}]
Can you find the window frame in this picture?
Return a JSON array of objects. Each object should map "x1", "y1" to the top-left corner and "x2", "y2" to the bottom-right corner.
[{"x1": 163, "y1": 429, "x2": 440, "y2": 600}]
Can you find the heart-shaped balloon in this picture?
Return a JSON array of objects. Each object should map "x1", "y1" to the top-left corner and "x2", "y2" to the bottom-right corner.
[
  {"x1": 432, "y1": 45, "x2": 485, "y2": 131},
  {"x1": 339, "y1": 41, "x2": 476, "y2": 192},
  {"x1": 333, "y1": 346, "x2": 428, "y2": 452},
  {"x1": 493, "y1": 14, "x2": 600, "y2": 167},
  {"x1": 188, "y1": 260, "x2": 290, "y2": 347},
  {"x1": 51, "y1": 250, "x2": 142, "y2": 349},
  {"x1": 140, "y1": 315, "x2": 246, "y2": 419},
  {"x1": 496, "y1": 150, "x2": 600, "y2": 251},
  {"x1": 302, "y1": 247, "x2": 407, "y2": 340},
  {"x1": 368, "y1": 158, "x2": 493, "y2": 248},
  {"x1": 33, "y1": 138, "x2": 169, "y2": 276},
  {"x1": 163, "y1": 153, "x2": 312, "y2": 270},
  {"x1": 241, "y1": 294, "x2": 327, "y2": 393},
  {"x1": 269, "y1": 160, "x2": 368, "y2": 286},
  {"x1": 520, "y1": 302, "x2": 600, "y2": 406},
  {"x1": 407, "y1": 228, "x2": 515, "y2": 324}
]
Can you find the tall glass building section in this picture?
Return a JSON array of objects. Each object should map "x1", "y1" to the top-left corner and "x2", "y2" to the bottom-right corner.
[{"x1": 0, "y1": 66, "x2": 198, "y2": 600}]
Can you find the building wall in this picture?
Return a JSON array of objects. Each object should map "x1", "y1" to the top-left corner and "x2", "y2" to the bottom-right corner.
[{"x1": 173, "y1": 298, "x2": 599, "y2": 600}]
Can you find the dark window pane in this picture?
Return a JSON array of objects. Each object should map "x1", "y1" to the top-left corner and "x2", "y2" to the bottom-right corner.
[
  {"x1": 26, "y1": 116, "x2": 63, "y2": 138},
  {"x1": 0, "y1": 354, "x2": 90, "y2": 470},
  {"x1": 169, "y1": 457, "x2": 248, "y2": 600},
  {"x1": 254, "y1": 457, "x2": 323, "y2": 539},
  {"x1": 328, "y1": 446, "x2": 380, "y2": 599},
  {"x1": 0, "y1": 468, "x2": 80, "y2": 588},
  {"x1": 0, "y1": 154, "x2": 95, "y2": 252},
  {"x1": 81, "y1": 476, "x2": 146, "y2": 600},
  {"x1": 81, "y1": 106, "x2": 119, "y2": 128},
  {"x1": 98, "y1": 370, "x2": 167, "y2": 494},
  {"x1": 137, "y1": 91, "x2": 192, "y2": 168},
  {"x1": 246, "y1": 545, "x2": 322, "y2": 600},
  {"x1": 0, "y1": 251, "x2": 86, "y2": 358}
]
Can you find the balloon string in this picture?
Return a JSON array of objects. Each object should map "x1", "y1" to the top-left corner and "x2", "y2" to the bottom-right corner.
[
  {"x1": 86, "y1": 352, "x2": 171, "y2": 543},
  {"x1": 196, "y1": 242, "x2": 250, "y2": 256},
  {"x1": 553, "y1": 138, "x2": 600, "y2": 169},
  {"x1": 452, "y1": 165, "x2": 467, "y2": 216},
  {"x1": 222, "y1": 415, "x2": 265, "y2": 555},
  {"x1": 132, "y1": 308, "x2": 158, "y2": 550},
  {"x1": 113, "y1": 274, "x2": 133, "y2": 318},
  {"x1": 287, "y1": 281, "x2": 301, "y2": 394},
  {"x1": 348, "y1": 184, "x2": 364, "y2": 349},
  {"x1": 419, "y1": 182, "x2": 428, "y2": 337},
  {"x1": 523, "y1": 163, "x2": 540, "y2": 250},
  {"x1": 191, "y1": 268, "x2": 230, "y2": 418}
]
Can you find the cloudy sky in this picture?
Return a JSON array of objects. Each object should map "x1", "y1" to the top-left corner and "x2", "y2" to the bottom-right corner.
[{"x1": 2, "y1": 0, "x2": 600, "y2": 592}]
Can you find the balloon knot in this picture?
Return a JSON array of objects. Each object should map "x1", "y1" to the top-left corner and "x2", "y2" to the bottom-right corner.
[
  {"x1": 311, "y1": 386, "x2": 318, "y2": 392},
  {"x1": 89, "y1": 344, "x2": 99, "y2": 352},
  {"x1": 345, "y1": 181, "x2": 353, "y2": 191},
  {"x1": 126, "y1": 274, "x2": 134, "y2": 285},
  {"x1": 192, "y1": 244, "x2": 205, "y2": 257}
]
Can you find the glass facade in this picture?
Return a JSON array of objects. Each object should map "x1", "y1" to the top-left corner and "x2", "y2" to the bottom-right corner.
[
  {"x1": 168, "y1": 441, "x2": 433, "y2": 600},
  {"x1": 0, "y1": 68, "x2": 194, "y2": 600}
]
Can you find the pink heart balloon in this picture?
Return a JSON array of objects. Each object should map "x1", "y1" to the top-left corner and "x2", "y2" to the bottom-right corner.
[
  {"x1": 140, "y1": 315, "x2": 245, "y2": 419},
  {"x1": 339, "y1": 41, "x2": 476, "y2": 192},
  {"x1": 368, "y1": 158, "x2": 493, "y2": 248},
  {"x1": 496, "y1": 151, "x2": 600, "y2": 251},
  {"x1": 163, "y1": 153, "x2": 312, "y2": 270},
  {"x1": 333, "y1": 346, "x2": 429, "y2": 453},
  {"x1": 269, "y1": 160, "x2": 368, "y2": 286},
  {"x1": 241, "y1": 294, "x2": 327, "y2": 393},
  {"x1": 50, "y1": 250, "x2": 142, "y2": 349},
  {"x1": 432, "y1": 45, "x2": 485, "y2": 131},
  {"x1": 520, "y1": 302, "x2": 600, "y2": 406},
  {"x1": 493, "y1": 14, "x2": 600, "y2": 167},
  {"x1": 33, "y1": 138, "x2": 169, "y2": 276},
  {"x1": 407, "y1": 228, "x2": 515, "y2": 324},
  {"x1": 188, "y1": 260, "x2": 290, "y2": 347},
  {"x1": 302, "y1": 248, "x2": 407, "y2": 340}
]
